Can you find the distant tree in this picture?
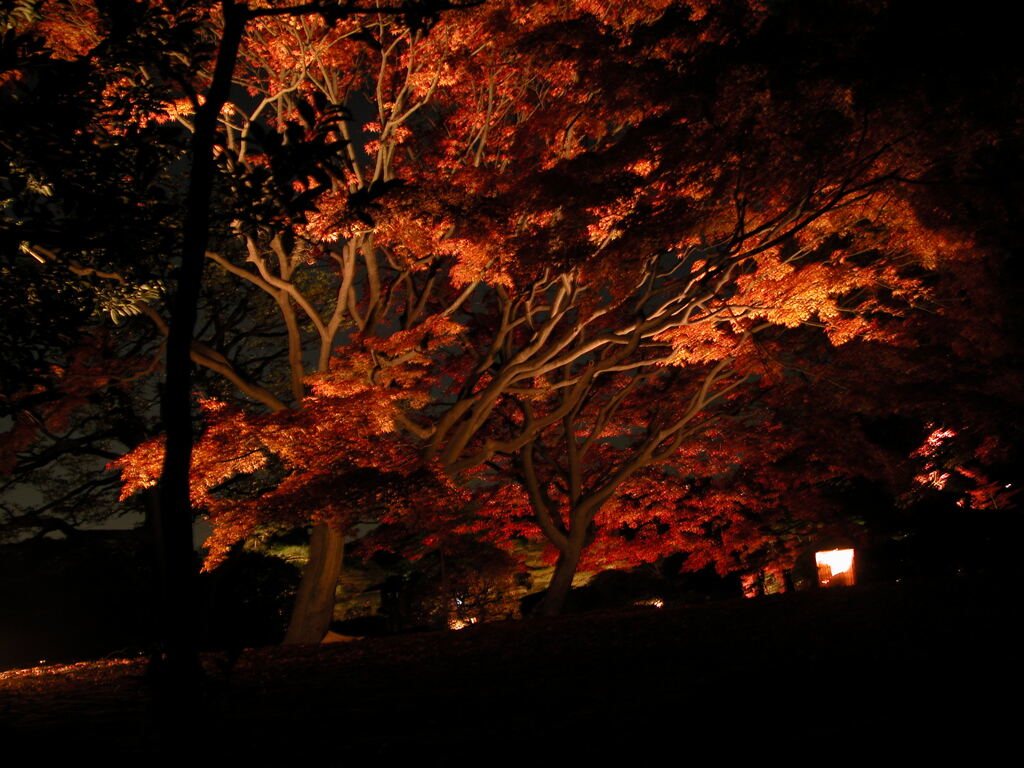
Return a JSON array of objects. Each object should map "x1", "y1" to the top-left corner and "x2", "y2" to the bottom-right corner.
[{"x1": 1, "y1": 0, "x2": 180, "y2": 541}]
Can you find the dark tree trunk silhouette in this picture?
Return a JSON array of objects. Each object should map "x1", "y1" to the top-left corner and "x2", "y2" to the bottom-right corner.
[{"x1": 154, "y1": 1, "x2": 246, "y2": 688}]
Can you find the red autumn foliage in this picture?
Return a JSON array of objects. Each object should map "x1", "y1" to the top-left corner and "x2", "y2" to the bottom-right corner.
[
  {"x1": 1, "y1": 333, "x2": 145, "y2": 476},
  {"x1": 16, "y1": 1, "x2": 1019, "y2": 632}
]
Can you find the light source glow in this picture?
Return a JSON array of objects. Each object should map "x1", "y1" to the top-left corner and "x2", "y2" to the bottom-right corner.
[
  {"x1": 634, "y1": 597, "x2": 665, "y2": 608},
  {"x1": 815, "y1": 548, "x2": 855, "y2": 587}
]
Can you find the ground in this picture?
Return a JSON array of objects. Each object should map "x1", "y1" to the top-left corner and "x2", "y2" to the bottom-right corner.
[{"x1": 1, "y1": 574, "x2": 1019, "y2": 757}]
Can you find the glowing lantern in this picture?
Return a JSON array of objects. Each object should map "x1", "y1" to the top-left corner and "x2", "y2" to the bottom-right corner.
[{"x1": 815, "y1": 548, "x2": 855, "y2": 587}]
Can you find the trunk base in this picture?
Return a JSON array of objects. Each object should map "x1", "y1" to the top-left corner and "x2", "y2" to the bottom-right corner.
[
  {"x1": 284, "y1": 523, "x2": 345, "y2": 644},
  {"x1": 533, "y1": 545, "x2": 583, "y2": 617}
]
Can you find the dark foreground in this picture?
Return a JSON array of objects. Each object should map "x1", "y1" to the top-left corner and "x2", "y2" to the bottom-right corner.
[{"x1": 1, "y1": 576, "x2": 1019, "y2": 756}]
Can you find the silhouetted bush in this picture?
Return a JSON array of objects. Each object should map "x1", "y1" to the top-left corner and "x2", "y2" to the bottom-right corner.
[{"x1": 0, "y1": 532, "x2": 154, "y2": 670}]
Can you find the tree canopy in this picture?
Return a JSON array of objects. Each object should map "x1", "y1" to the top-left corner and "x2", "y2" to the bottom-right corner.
[{"x1": 3, "y1": 0, "x2": 1020, "y2": 641}]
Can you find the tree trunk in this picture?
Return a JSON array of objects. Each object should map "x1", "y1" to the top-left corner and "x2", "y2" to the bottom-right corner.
[
  {"x1": 284, "y1": 523, "x2": 346, "y2": 644},
  {"x1": 535, "y1": 541, "x2": 584, "y2": 617},
  {"x1": 152, "y1": 4, "x2": 246, "y2": 691}
]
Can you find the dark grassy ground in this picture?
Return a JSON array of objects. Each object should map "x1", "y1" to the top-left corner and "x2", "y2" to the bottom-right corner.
[{"x1": 1, "y1": 575, "x2": 1019, "y2": 757}]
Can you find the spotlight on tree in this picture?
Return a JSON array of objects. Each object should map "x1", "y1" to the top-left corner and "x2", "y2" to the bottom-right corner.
[{"x1": 815, "y1": 549, "x2": 855, "y2": 588}]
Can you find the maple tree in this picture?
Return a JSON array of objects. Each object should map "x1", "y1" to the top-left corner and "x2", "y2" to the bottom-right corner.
[
  {"x1": 7, "y1": 0, "x2": 1020, "y2": 655},
  {"x1": 3, "y1": 0, "x2": 474, "y2": 665},
  {"x1": 7, "y1": 0, "x2": 489, "y2": 648},
  {"x1": 296, "y1": 0, "x2": 998, "y2": 615}
]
